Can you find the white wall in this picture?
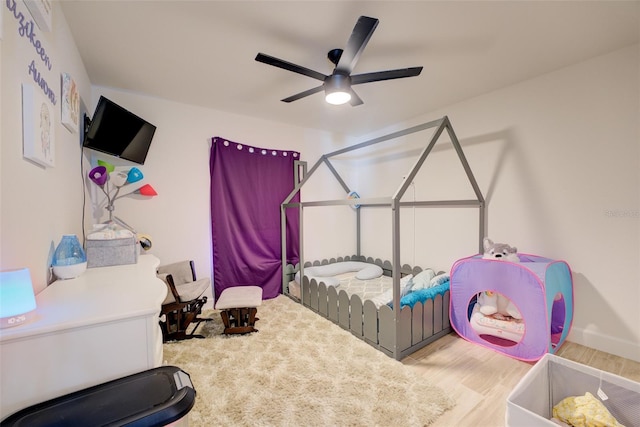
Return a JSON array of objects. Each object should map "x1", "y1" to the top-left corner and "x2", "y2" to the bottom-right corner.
[
  {"x1": 359, "y1": 45, "x2": 640, "y2": 361},
  {"x1": 85, "y1": 87, "x2": 343, "y2": 306},
  {"x1": 1, "y1": 1, "x2": 91, "y2": 291}
]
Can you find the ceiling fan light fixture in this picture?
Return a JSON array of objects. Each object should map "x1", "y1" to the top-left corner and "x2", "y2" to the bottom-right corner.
[
  {"x1": 325, "y1": 90, "x2": 351, "y2": 105},
  {"x1": 324, "y1": 74, "x2": 352, "y2": 105}
]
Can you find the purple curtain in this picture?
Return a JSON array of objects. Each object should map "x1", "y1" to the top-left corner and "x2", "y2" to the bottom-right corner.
[{"x1": 210, "y1": 137, "x2": 300, "y2": 300}]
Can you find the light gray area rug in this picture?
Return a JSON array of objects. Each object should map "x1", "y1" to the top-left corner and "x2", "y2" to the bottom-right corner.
[{"x1": 163, "y1": 295, "x2": 454, "y2": 426}]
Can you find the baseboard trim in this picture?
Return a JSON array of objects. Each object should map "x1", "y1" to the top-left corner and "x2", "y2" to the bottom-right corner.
[{"x1": 568, "y1": 327, "x2": 640, "y2": 363}]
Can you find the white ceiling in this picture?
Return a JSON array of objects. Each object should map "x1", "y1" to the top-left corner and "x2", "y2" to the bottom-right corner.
[{"x1": 60, "y1": 1, "x2": 639, "y2": 137}]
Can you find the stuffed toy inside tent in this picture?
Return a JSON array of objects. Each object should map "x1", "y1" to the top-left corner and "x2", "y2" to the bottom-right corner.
[{"x1": 449, "y1": 254, "x2": 573, "y2": 361}]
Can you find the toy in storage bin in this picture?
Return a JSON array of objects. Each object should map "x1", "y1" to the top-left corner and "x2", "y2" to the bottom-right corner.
[
  {"x1": 86, "y1": 225, "x2": 138, "y2": 268},
  {"x1": 506, "y1": 353, "x2": 640, "y2": 426}
]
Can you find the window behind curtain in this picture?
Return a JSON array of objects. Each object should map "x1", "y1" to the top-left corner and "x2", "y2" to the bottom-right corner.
[{"x1": 210, "y1": 137, "x2": 300, "y2": 300}]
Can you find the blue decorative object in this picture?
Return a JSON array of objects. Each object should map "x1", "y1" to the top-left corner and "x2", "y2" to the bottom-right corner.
[
  {"x1": 52, "y1": 235, "x2": 87, "y2": 279},
  {"x1": 387, "y1": 280, "x2": 450, "y2": 310},
  {"x1": 347, "y1": 191, "x2": 361, "y2": 209},
  {"x1": 127, "y1": 167, "x2": 144, "y2": 184}
]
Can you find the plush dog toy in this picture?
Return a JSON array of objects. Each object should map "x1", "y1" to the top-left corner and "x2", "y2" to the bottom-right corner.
[
  {"x1": 478, "y1": 238, "x2": 522, "y2": 319},
  {"x1": 482, "y1": 237, "x2": 519, "y2": 262}
]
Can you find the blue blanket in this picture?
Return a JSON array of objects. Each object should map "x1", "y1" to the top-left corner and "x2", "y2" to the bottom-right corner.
[{"x1": 389, "y1": 280, "x2": 450, "y2": 309}]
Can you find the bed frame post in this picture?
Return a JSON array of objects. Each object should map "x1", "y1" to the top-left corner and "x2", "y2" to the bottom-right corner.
[
  {"x1": 281, "y1": 204, "x2": 287, "y2": 294},
  {"x1": 299, "y1": 204, "x2": 304, "y2": 297},
  {"x1": 357, "y1": 207, "x2": 361, "y2": 257},
  {"x1": 479, "y1": 201, "x2": 486, "y2": 253},
  {"x1": 281, "y1": 161, "x2": 307, "y2": 296},
  {"x1": 391, "y1": 197, "x2": 401, "y2": 360}
]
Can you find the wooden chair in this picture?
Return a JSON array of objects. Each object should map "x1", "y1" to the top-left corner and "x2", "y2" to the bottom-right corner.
[{"x1": 157, "y1": 260, "x2": 212, "y2": 342}]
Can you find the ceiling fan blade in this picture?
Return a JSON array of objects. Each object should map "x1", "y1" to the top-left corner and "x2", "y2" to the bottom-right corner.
[
  {"x1": 255, "y1": 53, "x2": 327, "y2": 82},
  {"x1": 281, "y1": 85, "x2": 325, "y2": 103},
  {"x1": 349, "y1": 89, "x2": 363, "y2": 106},
  {"x1": 335, "y1": 16, "x2": 379, "y2": 75},
  {"x1": 350, "y1": 66, "x2": 423, "y2": 85}
]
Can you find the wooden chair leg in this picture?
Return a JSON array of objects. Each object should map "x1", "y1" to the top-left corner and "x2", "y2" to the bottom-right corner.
[
  {"x1": 220, "y1": 307, "x2": 259, "y2": 335},
  {"x1": 160, "y1": 297, "x2": 212, "y2": 342},
  {"x1": 247, "y1": 307, "x2": 257, "y2": 326},
  {"x1": 220, "y1": 310, "x2": 231, "y2": 329}
]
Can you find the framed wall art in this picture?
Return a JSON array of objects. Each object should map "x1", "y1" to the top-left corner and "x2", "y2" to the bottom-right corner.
[
  {"x1": 61, "y1": 73, "x2": 79, "y2": 133},
  {"x1": 24, "y1": 0, "x2": 52, "y2": 32},
  {"x1": 22, "y1": 83, "x2": 55, "y2": 168}
]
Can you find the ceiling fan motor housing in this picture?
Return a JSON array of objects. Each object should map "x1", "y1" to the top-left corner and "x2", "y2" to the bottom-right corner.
[{"x1": 325, "y1": 73, "x2": 351, "y2": 90}]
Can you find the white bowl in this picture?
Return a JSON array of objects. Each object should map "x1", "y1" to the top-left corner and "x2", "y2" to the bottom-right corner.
[{"x1": 53, "y1": 262, "x2": 87, "y2": 280}]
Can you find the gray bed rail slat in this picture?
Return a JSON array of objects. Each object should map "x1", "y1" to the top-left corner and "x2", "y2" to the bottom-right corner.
[
  {"x1": 328, "y1": 287, "x2": 339, "y2": 322},
  {"x1": 318, "y1": 284, "x2": 328, "y2": 316},
  {"x1": 363, "y1": 301, "x2": 378, "y2": 345},
  {"x1": 434, "y1": 294, "x2": 443, "y2": 333},
  {"x1": 310, "y1": 280, "x2": 319, "y2": 312},
  {"x1": 302, "y1": 276, "x2": 310, "y2": 306},
  {"x1": 350, "y1": 296, "x2": 364, "y2": 337},
  {"x1": 443, "y1": 291, "x2": 451, "y2": 329},
  {"x1": 399, "y1": 306, "x2": 412, "y2": 352},
  {"x1": 412, "y1": 304, "x2": 424, "y2": 345},
  {"x1": 338, "y1": 290, "x2": 350, "y2": 329},
  {"x1": 378, "y1": 305, "x2": 395, "y2": 352},
  {"x1": 423, "y1": 298, "x2": 434, "y2": 338}
]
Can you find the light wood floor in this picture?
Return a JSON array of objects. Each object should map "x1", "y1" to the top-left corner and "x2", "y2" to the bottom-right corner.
[{"x1": 401, "y1": 333, "x2": 640, "y2": 427}]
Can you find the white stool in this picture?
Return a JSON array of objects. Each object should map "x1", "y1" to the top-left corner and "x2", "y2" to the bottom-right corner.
[{"x1": 214, "y1": 286, "x2": 263, "y2": 334}]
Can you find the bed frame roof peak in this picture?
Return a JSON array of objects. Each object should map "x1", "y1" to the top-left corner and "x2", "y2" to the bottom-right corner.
[{"x1": 283, "y1": 115, "x2": 484, "y2": 212}]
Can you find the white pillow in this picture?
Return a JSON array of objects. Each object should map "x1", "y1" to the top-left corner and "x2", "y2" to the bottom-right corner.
[
  {"x1": 294, "y1": 271, "x2": 340, "y2": 287},
  {"x1": 401, "y1": 274, "x2": 413, "y2": 285},
  {"x1": 295, "y1": 261, "x2": 383, "y2": 285},
  {"x1": 429, "y1": 273, "x2": 450, "y2": 288},
  {"x1": 411, "y1": 269, "x2": 435, "y2": 290},
  {"x1": 401, "y1": 277, "x2": 414, "y2": 297},
  {"x1": 355, "y1": 264, "x2": 383, "y2": 280}
]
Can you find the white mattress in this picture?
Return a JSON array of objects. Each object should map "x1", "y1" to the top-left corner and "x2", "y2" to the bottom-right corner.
[
  {"x1": 334, "y1": 271, "x2": 393, "y2": 301},
  {"x1": 289, "y1": 271, "x2": 393, "y2": 306}
]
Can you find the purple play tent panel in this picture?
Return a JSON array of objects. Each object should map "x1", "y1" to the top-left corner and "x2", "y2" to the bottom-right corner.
[{"x1": 449, "y1": 254, "x2": 573, "y2": 361}]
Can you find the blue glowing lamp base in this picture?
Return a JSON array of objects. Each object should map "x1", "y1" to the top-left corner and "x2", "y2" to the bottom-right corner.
[{"x1": 0, "y1": 309, "x2": 35, "y2": 329}]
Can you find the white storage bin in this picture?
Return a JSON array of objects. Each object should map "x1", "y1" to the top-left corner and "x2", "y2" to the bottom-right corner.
[{"x1": 506, "y1": 353, "x2": 640, "y2": 426}]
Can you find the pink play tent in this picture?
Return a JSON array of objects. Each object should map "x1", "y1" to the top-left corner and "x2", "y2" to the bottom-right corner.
[{"x1": 449, "y1": 254, "x2": 573, "y2": 361}]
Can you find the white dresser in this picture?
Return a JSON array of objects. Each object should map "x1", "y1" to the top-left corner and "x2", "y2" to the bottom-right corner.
[{"x1": 0, "y1": 254, "x2": 167, "y2": 420}]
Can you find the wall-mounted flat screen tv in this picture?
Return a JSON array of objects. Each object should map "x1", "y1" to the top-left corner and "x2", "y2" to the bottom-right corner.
[{"x1": 83, "y1": 96, "x2": 157, "y2": 165}]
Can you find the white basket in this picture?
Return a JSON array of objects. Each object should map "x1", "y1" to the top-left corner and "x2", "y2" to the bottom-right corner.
[{"x1": 506, "y1": 353, "x2": 640, "y2": 426}]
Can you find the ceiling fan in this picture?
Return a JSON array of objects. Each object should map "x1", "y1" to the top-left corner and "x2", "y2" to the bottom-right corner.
[{"x1": 255, "y1": 16, "x2": 423, "y2": 106}]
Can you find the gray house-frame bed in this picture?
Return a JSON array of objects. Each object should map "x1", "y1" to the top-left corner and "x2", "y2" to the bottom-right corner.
[{"x1": 280, "y1": 116, "x2": 486, "y2": 360}]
